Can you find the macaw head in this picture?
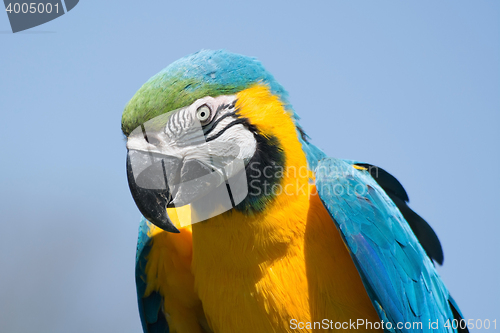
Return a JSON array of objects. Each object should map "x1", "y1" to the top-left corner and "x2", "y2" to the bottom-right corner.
[{"x1": 122, "y1": 50, "x2": 311, "y2": 232}]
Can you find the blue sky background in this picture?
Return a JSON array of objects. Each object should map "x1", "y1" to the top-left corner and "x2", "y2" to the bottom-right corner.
[{"x1": 1, "y1": 1, "x2": 498, "y2": 332}]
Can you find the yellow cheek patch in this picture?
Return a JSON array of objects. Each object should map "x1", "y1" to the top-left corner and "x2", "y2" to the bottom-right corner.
[
  {"x1": 235, "y1": 84, "x2": 308, "y2": 177},
  {"x1": 235, "y1": 84, "x2": 296, "y2": 140}
]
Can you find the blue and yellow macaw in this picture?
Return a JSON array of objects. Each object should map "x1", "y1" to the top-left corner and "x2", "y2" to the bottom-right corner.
[{"x1": 122, "y1": 50, "x2": 467, "y2": 332}]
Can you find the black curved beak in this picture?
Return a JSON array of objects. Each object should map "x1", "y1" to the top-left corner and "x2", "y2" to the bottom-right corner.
[{"x1": 126, "y1": 150, "x2": 181, "y2": 233}]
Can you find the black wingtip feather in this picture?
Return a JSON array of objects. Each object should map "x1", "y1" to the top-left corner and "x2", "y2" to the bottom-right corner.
[
  {"x1": 356, "y1": 163, "x2": 409, "y2": 202},
  {"x1": 388, "y1": 193, "x2": 444, "y2": 265},
  {"x1": 355, "y1": 163, "x2": 444, "y2": 265},
  {"x1": 449, "y1": 299, "x2": 470, "y2": 333}
]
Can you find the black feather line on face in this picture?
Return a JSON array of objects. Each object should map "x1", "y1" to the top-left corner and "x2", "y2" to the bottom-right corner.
[
  {"x1": 205, "y1": 117, "x2": 246, "y2": 142},
  {"x1": 231, "y1": 116, "x2": 285, "y2": 214},
  {"x1": 203, "y1": 103, "x2": 237, "y2": 138}
]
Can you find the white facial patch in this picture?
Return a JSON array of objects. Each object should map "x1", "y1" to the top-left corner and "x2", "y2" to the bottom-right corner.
[{"x1": 126, "y1": 94, "x2": 258, "y2": 226}]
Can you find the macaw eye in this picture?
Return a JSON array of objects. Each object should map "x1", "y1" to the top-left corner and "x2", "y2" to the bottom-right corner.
[{"x1": 196, "y1": 105, "x2": 211, "y2": 123}]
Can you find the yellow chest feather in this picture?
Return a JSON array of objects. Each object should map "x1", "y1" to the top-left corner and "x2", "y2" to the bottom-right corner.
[{"x1": 190, "y1": 184, "x2": 381, "y2": 333}]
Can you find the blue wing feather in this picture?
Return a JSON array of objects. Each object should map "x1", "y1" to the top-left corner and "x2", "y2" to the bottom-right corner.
[
  {"x1": 136, "y1": 217, "x2": 170, "y2": 333},
  {"x1": 315, "y1": 158, "x2": 461, "y2": 332}
]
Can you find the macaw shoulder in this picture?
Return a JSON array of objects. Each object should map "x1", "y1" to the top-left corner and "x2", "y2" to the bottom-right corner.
[{"x1": 136, "y1": 207, "x2": 211, "y2": 333}]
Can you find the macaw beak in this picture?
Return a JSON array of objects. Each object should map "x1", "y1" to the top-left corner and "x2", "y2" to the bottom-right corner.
[
  {"x1": 126, "y1": 149, "x2": 226, "y2": 232},
  {"x1": 126, "y1": 150, "x2": 181, "y2": 233}
]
